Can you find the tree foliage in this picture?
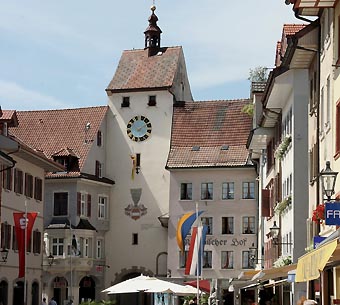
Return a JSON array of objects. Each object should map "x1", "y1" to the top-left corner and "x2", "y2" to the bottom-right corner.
[{"x1": 248, "y1": 66, "x2": 268, "y2": 82}]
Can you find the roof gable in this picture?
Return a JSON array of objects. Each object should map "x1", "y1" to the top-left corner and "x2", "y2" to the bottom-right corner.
[{"x1": 106, "y1": 47, "x2": 182, "y2": 93}]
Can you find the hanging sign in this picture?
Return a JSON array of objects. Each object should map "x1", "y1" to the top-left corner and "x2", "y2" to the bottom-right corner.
[{"x1": 325, "y1": 202, "x2": 340, "y2": 225}]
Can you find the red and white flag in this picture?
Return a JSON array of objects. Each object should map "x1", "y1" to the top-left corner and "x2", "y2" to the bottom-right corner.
[
  {"x1": 185, "y1": 225, "x2": 208, "y2": 276},
  {"x1": 13, "y1": 212, "x2": 38, "y2": 278}
]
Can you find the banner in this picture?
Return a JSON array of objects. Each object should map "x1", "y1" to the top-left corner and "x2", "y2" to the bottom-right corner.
[{"x1": 13, "y1": 212, "x2": 38, "y2": 278}]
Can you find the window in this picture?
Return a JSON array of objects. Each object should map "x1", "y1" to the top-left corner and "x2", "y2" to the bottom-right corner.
[
  {"x1": 95, "y1": 161, "x2": 102, "y2": 177},
  {"x1": 132, "y1": 233, "x2": 138, "y2": 245},
  {"x1": 242, "y1": 251, "x2": 253, "y2": 269},
  {"x1": 201, "y1": 217, "x2": 213, "y2": 235},
  {"x1": 243, "y1": 216, "x2": 255, "y2": 234},
  {"x1": 121, "y1": 96, "x2": 130, "y2": 107},
  {"x1": 14, "y1": 169, "x2": 23, "y2": 194},
  {"x1": 24, "y1": 173, "x2": 33, "y2": 198},
  {"x1": 179, "y1": 251, "x2": 188, "y2": 268},
  {"x1": 80, "y1": 193, "x2": 87, "y2": 216},
  {"x1": 242, "y1": 182, "x2": 255, "y2": 199},
  {"x1": 96, "y1": 239, "x2": 103, "y2": 259},
  {"x1": 12, "y1": 226, "x2": 18, "y2": 250},
  {"x1": 221, "y1": 251, "x2": 233, "y2": 269},
  {"x1": 180, "y1": 183, "x2": 192, "y2": 200},
  {"x1": 77, "y1": 192, "x2": 91, "y2": 217},
  {"x1": 52, "y1": 238, "x2": 64, "y2": 256},
  {"x1": 82, "y1": 238, "x2": 90, "y2": 258},
  {"x1": 33, "y1": 230, "x2": 41, "y2": 254},
  {"x1": 98, "y1": 196, "x2": 108, "y2": 219},
  {"x1": 201, "y1": 183, "x2": 213, "y2": 200},
  {"x1": 3, "y1": 167, "x2": 12, "y2": 191},
  {"x1": 203, "y1": 251, "x2": 212, "y2": 268},
  {"x1": 148, "y1": 95, "x2": 157, "y2": 106},
  {"x1": 54, "y1": 192, "x2": 68, "y2": 216},
  {"x1": 321, "y1": 87, "x2": 324, "y2": 133},
  {"x1": 222, "y1": 182, "x2": 234, "y2": 200},
  {"x1": 0, "y1": 222, "x2": 11, "y2": 250},
  {"x1": 326, "y1": 76, "x2": 331, "y2": 128},
  {"x1": 34, "y1": 177, "x2": 42, "y2": 201},
  {"x1": 97, "y1": 131, "x2": 102, "y2": 147},
  {"x1": 222, "y1": 217, "x2": 234, "y2": 234}
]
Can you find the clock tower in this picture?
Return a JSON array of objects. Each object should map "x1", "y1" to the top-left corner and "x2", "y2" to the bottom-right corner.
[{"x1": 104, "y1": 5, "x2": 193, "y2": 286}]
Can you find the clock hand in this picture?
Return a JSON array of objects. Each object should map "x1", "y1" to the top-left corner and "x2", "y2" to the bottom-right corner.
[{"x1": 136, "y1": 123, "x2": 147, "y2": 131}]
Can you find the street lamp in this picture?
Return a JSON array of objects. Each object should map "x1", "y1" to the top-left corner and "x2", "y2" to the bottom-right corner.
[
  {"x1": 0, "y1": 248, "x2": 8, "y2": 262},
  {"x1": 269, "y1": 221, "x2": 292, "y2": 246},
  {"x1": 320, "y1": 161, "x2": 338, "y2": 201},
  {"x1": 48, "y1": 253, "x2": 55, "y2": 266}
]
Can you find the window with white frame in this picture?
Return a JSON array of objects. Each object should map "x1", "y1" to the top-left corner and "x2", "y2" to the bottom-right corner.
[
  {"x1": 221, "y1": 251, "x2": 233, "y2": 269},
  {"x1": 179, "y1": 251, "x2": 188, "y2": 268},
  {"x1": 180, "y1": 183, "x2": 192, "y2": 200},
  {"x1": 80, "y1": 193, "x2": 87, "y2": 216},
  {"x1": 326, "y1": 76, "x2": 331, "y2": 128},
  {"x1": 242, "y1": 251, "x2": 253, "y2": 269},
  {"x1": 96, "y1": 239, "x2": 103, "y2": 259},
  {"x1": 222, "y1": 182, "x2": 234, "y2": 200},
  {"x1": 201, "y1": 182, "x2": 213, "y2": 200},
  {"x1": 201, "y1": 217, "x2": 213, "y2": 235},
  {"x1": 81, "y1": 238, "x2": 91, "y2": 258},
  {"x1": 222, "y1": 217, "x2": 234, "y2": 234},
  {"x1": 242, "y1": 182, "x2": 255, "y2": 199},
  {"x1": 203, "y1": 251, "x2": 212, "y2": 268},
  {"x1": 98, "y1": 196, "x2": 108, "y2": 219},
  {"x1": 52, "y1": 238, "x2": 64, "y2": 256},
  {"x1": 242, "y1": 216, "x2": 255, "y2": 234}
]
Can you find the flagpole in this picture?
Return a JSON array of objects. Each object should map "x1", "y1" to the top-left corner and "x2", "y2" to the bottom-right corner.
[
  {"x1": 24, "y1": 200, "x2": 27, "y2": 305},
  {"x1": 195, "y1": 202, "x2": 199, "y2": 305}
]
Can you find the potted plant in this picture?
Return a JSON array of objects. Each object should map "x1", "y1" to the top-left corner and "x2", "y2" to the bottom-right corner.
[{"x1": 312, "y1": 204, "x2": 325, "y2": 224}]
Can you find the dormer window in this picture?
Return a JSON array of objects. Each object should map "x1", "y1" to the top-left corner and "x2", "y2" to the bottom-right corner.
[
  {"x1": 121, "y1": 97, "x2": 130, "y2": 108},
  {"x1": 148, "y1": 95, "x2": 157, "y2": 106}
]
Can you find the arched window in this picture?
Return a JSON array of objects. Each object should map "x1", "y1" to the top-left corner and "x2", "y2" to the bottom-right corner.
[{"x1": 31, "y1": 282, "x2": 39, "y2": 305}]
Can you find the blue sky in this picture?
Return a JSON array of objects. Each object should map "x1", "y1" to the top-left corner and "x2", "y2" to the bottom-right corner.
[{"x1": 0, "y1": 1, "x2": 299, "y2": 111}]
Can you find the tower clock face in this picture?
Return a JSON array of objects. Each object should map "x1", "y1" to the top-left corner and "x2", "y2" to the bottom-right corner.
[{"x1": 126, "y1": 115, "x2": 152, "y2": 142}]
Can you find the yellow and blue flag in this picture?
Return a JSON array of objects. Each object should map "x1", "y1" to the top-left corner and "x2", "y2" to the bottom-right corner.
[{"x1": 176, "y1": 211, "x2": 204, "y2": 252}]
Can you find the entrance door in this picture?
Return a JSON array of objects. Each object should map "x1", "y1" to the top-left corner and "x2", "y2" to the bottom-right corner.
[
  {"x1": 13, "y1": 281, "x2": 24, "y2": 305},
  {"x1": 79, "y1": 276, "x2": 95, "y2": 303},
  {"x1": 53, "y1": 277, "x2": 68, "y2": 305}
]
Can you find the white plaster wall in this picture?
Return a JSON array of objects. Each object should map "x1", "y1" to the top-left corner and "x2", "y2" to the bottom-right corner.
[
  {"x1": 167, "y1": 167, "x2": 257, "y2": 281},
  {"x1": 105, "y1": 90, "x2": 174, "y2": 283},
  {"x1": 1, "y1": 155, "x2": 46, "y2": 305}
]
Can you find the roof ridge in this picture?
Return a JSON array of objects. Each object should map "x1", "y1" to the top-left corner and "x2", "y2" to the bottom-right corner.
[{"x1": 16, "y1": 105, "x2": 108, "y2": 113}]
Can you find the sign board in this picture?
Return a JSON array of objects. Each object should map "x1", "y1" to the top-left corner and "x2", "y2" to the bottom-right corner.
[
  {"x1": 313, "y1": 236, "x2": 326, "y2": 248},
  {"x1": 325, "y1": 202, "x2": 340, "y2": 225}
]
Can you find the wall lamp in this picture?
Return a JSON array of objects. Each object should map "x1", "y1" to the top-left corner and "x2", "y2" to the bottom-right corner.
[
  {"x1": 269, "y1": 221, "x2": 292, "y2": 246},
  {"x1": 48, "y1": 253, "x2": 55, "y2": 266},
  {"x1": 0, "y1": 248, "x2": 8, "y2": 263},
  {"x1": 320, "y1": 161, "x2": 338, "y2": 201},
  {"x1": 249, "y1": 243, "x2": 264, "y2": 265}
]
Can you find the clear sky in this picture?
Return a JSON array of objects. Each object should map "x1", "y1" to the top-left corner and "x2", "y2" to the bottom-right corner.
[{"x1": 0, "y1": 1, "x2": 299, "y2": 111}]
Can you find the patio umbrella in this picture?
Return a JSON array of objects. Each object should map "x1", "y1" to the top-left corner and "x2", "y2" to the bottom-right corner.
[
  {"x1": 184, "y1": 279, "x2": 210, "y2": 293},
  {"x1": 103, "y1": 275, "x2": 199, "y2": 295}
]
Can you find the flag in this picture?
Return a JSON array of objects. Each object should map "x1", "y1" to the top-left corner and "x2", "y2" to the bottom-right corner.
[
  {"x1": 13, "y1": 212, "x2": 38, "y2": 278},
  {"x1": 185, "y1": 225, "x2": 208, "y2": 276},
  {"x1": 131, "y1": 155, "x2": 136, "y2": 180},
  {"x1": 176, "y1": 211, "x2": 204, "y2": 252}
]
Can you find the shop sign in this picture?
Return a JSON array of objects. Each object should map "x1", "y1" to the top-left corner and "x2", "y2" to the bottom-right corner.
[
  {"x1": 325, "y1": 202, "x2": 340, "y2": 225},
  {"x1": 313, "y1": 236, "x2": 326, "y2": 248}
]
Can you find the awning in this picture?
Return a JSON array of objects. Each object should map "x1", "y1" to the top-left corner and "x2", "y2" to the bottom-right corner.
[
  {"x1": 263, "y1": 279, "x2": 287, "y2": 288},
  {"x1": 296, "y1": 239, "x2": 339, "y2": 282},
  {"x1": 237, "y1": 270, "x2": 261, "y2": 281},
  {"x1": 251, "y1": 264, "x2": 297, "y2": 281}
]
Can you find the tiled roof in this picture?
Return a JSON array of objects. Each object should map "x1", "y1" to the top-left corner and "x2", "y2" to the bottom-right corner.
[
  {"x1": 167, "y1": 100, "x2": 253, "y2": 169},
  {"x1": 251, "y1": 82, "x2": 267, "y2": 93},
  {"x1": 9, "y1": 106, "x2": 108, "y2": 172},
  {"x1": 53, "y1": 147, "x2": 79, "y2": 158},
  {"x1": 283, "y1": 24, "x2": 306, "y2": 36},
  {"x1": 106, "y1": 47, "x2": 182, "y2": 92},
  {"x1": 0, "y1": 110, "x2": 19, "y2": 127}
]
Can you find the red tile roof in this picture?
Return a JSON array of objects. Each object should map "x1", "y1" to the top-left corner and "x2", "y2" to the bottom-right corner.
[
  {"x1": 0, "y1": 110, "x2": 19, "y2": 127},
  {"x1": 282, "y1": 24, "x2": 306, "y2": 36},
  {"x1": 106, "y1": 47, "x2": 182, "y2": 93},
  {"x1": 167, "y1": 100, "x2": 253, "y2": 168},
  {"x1": 9, "y1": 106, "x2": 108, "y2": 172}
]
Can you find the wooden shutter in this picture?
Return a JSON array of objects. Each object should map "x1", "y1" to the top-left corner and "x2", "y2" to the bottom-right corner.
[
  {"x1": 262, "y1": 189, "x2": 270, "y2": 217},
  {"x1": 87, "y1": 194, "x2": 92, "y2": 217},
  {"x1": 77, "y1": 192, "x2": 81, "y2": 216}
]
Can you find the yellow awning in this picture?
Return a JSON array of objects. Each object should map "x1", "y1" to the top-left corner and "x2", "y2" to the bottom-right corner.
[
  {"x1": 296, "y1": 240, "x2": 338, "y2": 282},
  {"x1": 238, "y1": 270, "x2": 261, "y2": 281}
]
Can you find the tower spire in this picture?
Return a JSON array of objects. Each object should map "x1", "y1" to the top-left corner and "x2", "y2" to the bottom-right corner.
[{"x1": 144, "y1": 5, "x2": 162, "y2": 57}]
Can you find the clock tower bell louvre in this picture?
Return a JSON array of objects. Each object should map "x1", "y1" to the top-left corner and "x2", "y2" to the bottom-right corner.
[{"x1": 104, "y1": 5, "x2": 193, "y2": 285}]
